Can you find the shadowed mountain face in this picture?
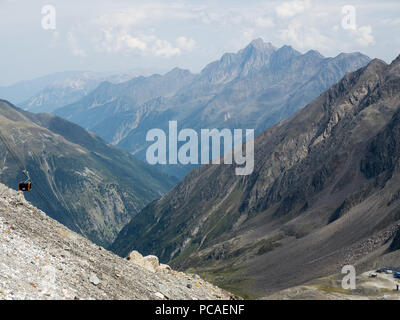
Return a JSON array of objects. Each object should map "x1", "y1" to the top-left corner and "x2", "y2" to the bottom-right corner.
[
  {"x1": 111, "y1": 55, "x2": 400, "y2": 298},
  {"x1": 0, "y1": 100, "x2": 175, "y2": 247},
  {"x1": 55, "y1": 39, "x2": 370, "y2": 179}
]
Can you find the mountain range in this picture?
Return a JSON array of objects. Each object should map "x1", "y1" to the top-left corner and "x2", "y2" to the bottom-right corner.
[
  {"x1": 3, "y1": 38, "x2": 397, "y2": 300},
  {"x1": 0, "y1": 70, "x2": 152, "y2": 114},
  {"x1": 54, "y1": 39, "x2": 371, "y2": 179},
  {"x1": 0, "y1": 99, "x2": 175, "y2": 247},
  {"x1": 19, "y1": 70, "x2": 151, "y2": 114},
  {"x1": 111, "y1": 54, "x2": 400, "y2": 298}
]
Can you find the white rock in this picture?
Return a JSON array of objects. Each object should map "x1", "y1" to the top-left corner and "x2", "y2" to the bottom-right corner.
[
  {"x1": 143, "y1": 255, "x2": 159, "y2": 272},
  {"x1": 127, "y1": 251, "x2": 160, "y2": 272},
  {"x1": 89, "y1": 273, "x2": 100, "y2": 286},
  {"x1": 156, "y1": 264, "x2": 172, "y2": 273},
  {"x1": 127, "y1": 250, "x2": 143, "y2": 263},
  {"x1": 154, "y1": 292, "x2": 165, "y2": 299}
]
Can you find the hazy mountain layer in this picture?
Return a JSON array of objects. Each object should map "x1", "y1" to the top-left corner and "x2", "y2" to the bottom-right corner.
[
  {"x1": 55, "y1": 39, "x2": 370, "y2": 179},
  {"x1": 0, "y1": 71, "x2": 86, "y2": 105},
  {"x1": 19, "y1": 71, "x2": 146, "y2": 113}
]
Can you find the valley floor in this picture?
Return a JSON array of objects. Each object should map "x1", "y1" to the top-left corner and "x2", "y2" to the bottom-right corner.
[{"x1": 264, "y1": 271, "x2": 400, "y2": 300}]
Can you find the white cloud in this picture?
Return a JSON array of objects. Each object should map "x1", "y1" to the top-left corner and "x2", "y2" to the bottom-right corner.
[
  {"x1": 119, "y1": 33, "x2": 148, "y2": 51},
  {"x1": 94, "y1": 30, "x2": 182, "y2": 58},
  {"x1": 276, "y1": 0, "x2": 310, "y2": 18},
  {"x1": 243, "y1": 29, "x2": 255, "y2": 42},
  {"x1": 354, "y1": 25, "x2": 375, "y2": 46},
  {"x1": 83, "y1": 7, "x2": 193, "y2": 58},
  {"x1": 51, "y1": 2, "x2": 386, "y2": 66},
  {"x1": 176, "y1": 37, "x2": 196, "y2": 52},
  {"x1": 153, "y1": 39, "x2": 181, "y2": 57},
  {"x1": 95, "y1": 10, "x2": 147, "y2": 29},
  {"x1": 255, "y1": 16, "x2": 275, "y2": 28},
  {"x1": 280, "y1": 22, "x2": 331, "y2": 51},
  {"x1": 386, "y1": 18, "x2": 400, "y2": 26},
  {"x1": 67, "y1": 32, "x2": 87, "y2": 57}
]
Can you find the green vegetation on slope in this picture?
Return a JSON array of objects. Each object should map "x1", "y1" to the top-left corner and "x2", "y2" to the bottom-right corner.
[{"x1": 0, "y1": 99, "x2": 175, "y2": 246}]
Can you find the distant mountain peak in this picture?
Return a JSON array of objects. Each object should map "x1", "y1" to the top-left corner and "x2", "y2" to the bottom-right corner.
[
  {"x1": 166, "y1": 67, "x2": 191, "y2": 75},
  {"x1": 200, "y1": 39, "x2": 277, "y2": 82},
  {"x1": 391, "y1": 54, "x2": 400, "y2": 66},
  {"x1": 359, "y1": 58, "x2": 388, "y2": 76},
  {"x1": 276, "y1": 44, "x2": 300, "y2": 56},
  {"x1": 333, "y1": 52, "x2": 371, "y2": 63},
  {"x1": 304, "y1": 49, "x2": 324, "y2": 59},
  {"x1": 249, "y1": 37, "x2": 264, "y2": 46},
  {"x1": 268, "y1": 45, "x2": 301, "y2": 68},
  {"x1": 247, "y1": 38, "x2": 276, "y2": 52}
]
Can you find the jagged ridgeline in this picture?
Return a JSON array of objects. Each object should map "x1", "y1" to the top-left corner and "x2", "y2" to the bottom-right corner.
[
  {"x1": 0, "y1": 100, "x2": 175, "y2": 247},
  {"x1": 55, "y1": 39, "x2": 371, "y2": 179},
  {"x1": 111, "y1": 55, "x2": 400, "y2": 298}
]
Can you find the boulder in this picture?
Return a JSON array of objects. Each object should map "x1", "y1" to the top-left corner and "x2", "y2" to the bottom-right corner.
[
  {"x1": 155, "y1": 263, "x2": 172, "y2": 273},
  {"x1": 127, "y1": 250, "x2": 143, "y2": 263},
  {"x1": 126, "y1": 251, "x2": 160, "y2": 272},
  {"x1": 143, "y1": 255, "x2": 159, "y2": 272}
]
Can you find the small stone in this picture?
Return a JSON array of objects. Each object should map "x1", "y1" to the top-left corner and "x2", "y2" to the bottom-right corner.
[
  {"x1": 187, "y1": 284, "x2": 192, "y2": 289},
  {"x1": 154, "y1": 292, "x2": 165, "y2": 299},
  {"x1": 89, "y1": 273, "x2": 100, "y2": 286}
]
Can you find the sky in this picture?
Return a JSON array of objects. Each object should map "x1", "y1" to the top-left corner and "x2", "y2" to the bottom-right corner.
[{"x1": 1, "y1": 0, "x2": 400, "y2": 86}]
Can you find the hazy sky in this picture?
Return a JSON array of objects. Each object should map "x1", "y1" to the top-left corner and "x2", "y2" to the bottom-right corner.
[{"x1": 1, "y1": 0, "x2": 400, "y2": 85}]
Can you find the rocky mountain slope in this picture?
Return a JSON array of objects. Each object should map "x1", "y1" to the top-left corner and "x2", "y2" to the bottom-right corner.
[
  {"x1": 0, "y1": 99, "x2": 175, "y2": 247},
  {"x1": 111, "y1": 55, "x2": 400, "y2": 298},
  {"x1": 55, "y1": 39, "x2": 370, "y2": 179},
  {"x1": 0, "y1": 183, "x2": 230, "y2": 300},
  {"x1": 55, "y1": 68, "x2": 196, "y2": 143}
]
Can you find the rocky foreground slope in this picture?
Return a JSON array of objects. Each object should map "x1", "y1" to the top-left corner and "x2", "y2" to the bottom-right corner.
[{"x1": 0, "y1": 183, "x2": 231, "y2": 300}]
